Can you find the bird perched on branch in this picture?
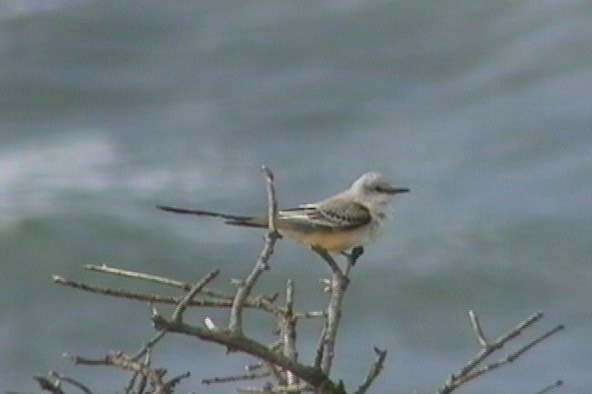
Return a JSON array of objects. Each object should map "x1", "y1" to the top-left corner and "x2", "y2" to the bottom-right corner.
[{"x1": 157, "y1": 172, "x2": 409, "y2": 254}]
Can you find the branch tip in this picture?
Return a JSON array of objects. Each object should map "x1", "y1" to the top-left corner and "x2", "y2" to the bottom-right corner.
[{"x1": 204, "y1": 317, "x2": 218, "y2": 330}]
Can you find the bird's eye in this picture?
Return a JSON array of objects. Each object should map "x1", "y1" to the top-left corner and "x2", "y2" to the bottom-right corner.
[{"x1": 374, "y1": 185, "x2": 384, "y2": 192}]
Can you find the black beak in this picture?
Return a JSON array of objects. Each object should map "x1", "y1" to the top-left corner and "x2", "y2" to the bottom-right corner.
[{"x1": 389, "y1": 187, "x2": 410, "y2": 194}]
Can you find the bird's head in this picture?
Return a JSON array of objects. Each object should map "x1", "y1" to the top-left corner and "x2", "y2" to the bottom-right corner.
[{"x1": 350, "y1": 172, "x2": 409, "y2": 208}]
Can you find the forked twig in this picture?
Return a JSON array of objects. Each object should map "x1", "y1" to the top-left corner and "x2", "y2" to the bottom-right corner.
[
  {"x1": 228, "y1": 166, "x2": 281, "y2": 334},
  {"x1": 438, "y1": 310, "x2": 564, "y2": 393},
  {"x1": 311, "y1": 246, "x2": 351, "y2": 375}
]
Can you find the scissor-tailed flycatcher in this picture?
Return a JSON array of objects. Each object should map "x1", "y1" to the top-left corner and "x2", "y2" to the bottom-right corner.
[{"x1": 157, "y1": 172, "x2": 409, "y2": 252}]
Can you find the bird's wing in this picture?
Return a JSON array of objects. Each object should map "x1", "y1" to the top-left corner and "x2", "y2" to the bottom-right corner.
[{"x1": 281, "y1": 198, "x2": 371, "y2": 229}]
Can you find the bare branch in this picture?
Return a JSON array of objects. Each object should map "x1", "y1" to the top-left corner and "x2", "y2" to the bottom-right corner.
[
  {"x1": 504, "y1": 324, "x2": 564, "y2": 363},
  {"x1": 237, "y1": 383, "x2": 309, "y2": 393},
  {"x1": 354, "y1": 347, "x2": 387, "y2": 394},
  {"x1": 262, "y1": 165, "x2": 279, "y2": 234},
  {"x1": 65, "y1": 352, "x2": 166, "y2": 385},
  {"x1": 312, "y1": 247, "x2": 346, "y2": 282},
  {"x1": 229, "y1": 167, "x2": 281, "y2": 334},
  {"x1": 171, "y1": 269, "x2": 220, "y2": 321},
  {"x1": 48, "y1": 371, "x2": 93, "y2": 394},
  {"x1": 468, "y1": 310, "x2": 489, "y2": 347},
  {"x1": 202, "y1": 371, "x2": 271, "y2": 385},
  {"x1": 130, "y1": 330, "x2": 166, "y2": 361},
  {"x1": 535, "y1": 379, "x2": 563, "y2": 394},
  {"x1": 52, "y1": 274, "x2": 280, "y2": 314},
  {"x1": 493, "y1": 311, "x2": 545, "y2": 345},
  {"x1": 465, "y1": 324, "x2": 565, "y2": 382},
  {"x1": 438, "y1": 311, "x2": 563, "y2": 393},
  {"x1": 85, "y1": 264, "x2": 278, "y2": 305},
  {"x1": 152, "y1": 312, "x2": 343, "y2": 393},
  {"x1": 311, "y1": 247, "x2": 351, "y2": 375},
  {"x1": 85, "y1": 264, "x2": 189, "y2": 288},
  {"x1": 63, "y1": 351, "x2": 190, "y2": 393},
  {"x1": 281, "y1": 279, "x2": 299, "y2": 387}
]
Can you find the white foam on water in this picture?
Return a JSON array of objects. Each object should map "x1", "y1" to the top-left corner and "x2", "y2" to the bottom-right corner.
[
  {"x1": 0, "y1": 133, "x2": 120, "y2": 224},
  {"x1": 0, "y1": 0, "x2": 88, "y2": 20}
]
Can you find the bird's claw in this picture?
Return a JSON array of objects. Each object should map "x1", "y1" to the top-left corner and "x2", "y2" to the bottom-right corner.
[{"x1": 342, "y1": 246, "x2": 364, "y2": 266}]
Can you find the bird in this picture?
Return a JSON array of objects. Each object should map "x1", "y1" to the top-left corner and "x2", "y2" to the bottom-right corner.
[{"x1": 157, "y1": 172, "x2": 409, "y2": 253}]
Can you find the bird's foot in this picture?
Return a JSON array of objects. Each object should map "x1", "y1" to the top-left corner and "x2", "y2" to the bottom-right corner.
[{"x1": 342, "y1": 246, "x2": 364, "y2": 266}]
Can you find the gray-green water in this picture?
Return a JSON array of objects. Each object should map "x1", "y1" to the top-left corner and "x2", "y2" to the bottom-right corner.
[{"x1": 1, "y1": 1, "x2": 591, "y2": 393}]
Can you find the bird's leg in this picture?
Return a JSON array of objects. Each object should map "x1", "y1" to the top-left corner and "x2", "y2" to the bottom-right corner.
[
  {"x1": 341, "y1": 246, "x2": 364, "y2": 266},
  {"x1": 351, "y1": 246, "x2": 364, "y2": 265}
]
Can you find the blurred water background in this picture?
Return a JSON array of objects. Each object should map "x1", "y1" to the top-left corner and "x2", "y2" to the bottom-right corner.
[{"x1": 1, "y1": 1, "x2": 591, "y2": 393}]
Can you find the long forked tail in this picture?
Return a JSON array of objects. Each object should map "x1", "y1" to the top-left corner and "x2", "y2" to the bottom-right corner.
[{"x1": 156, "y1": 205, "x2": 266, "y2": 227}]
